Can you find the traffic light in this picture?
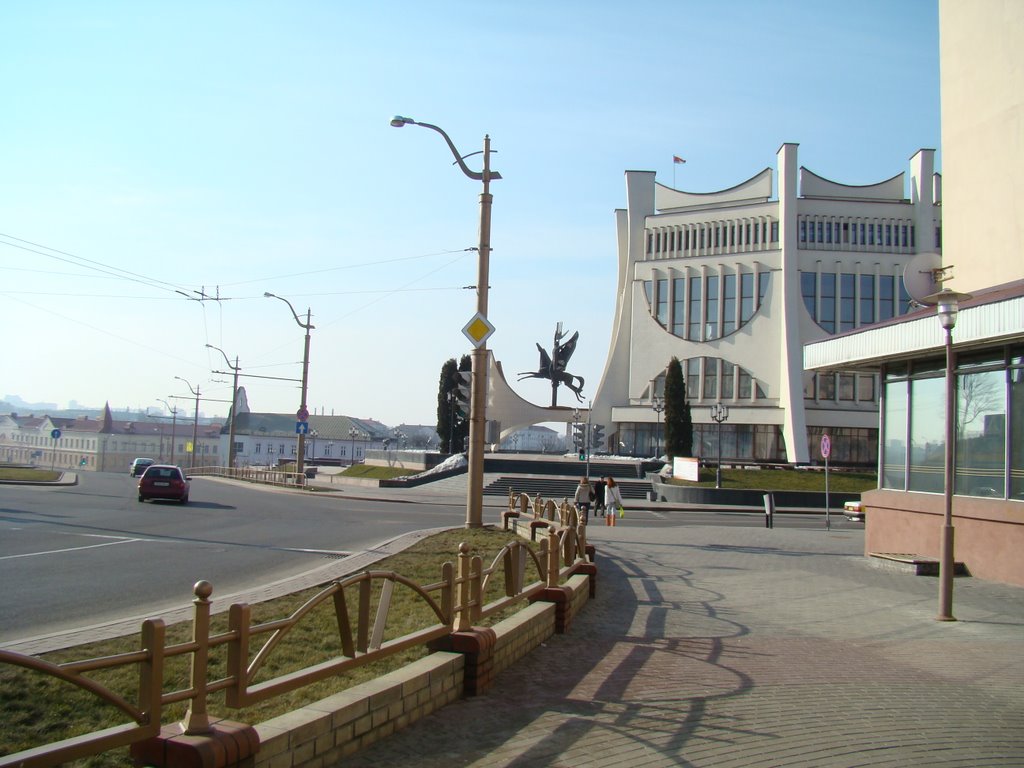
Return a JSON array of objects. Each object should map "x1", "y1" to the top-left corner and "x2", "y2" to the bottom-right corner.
[
  {"x1": 591, "y1": 424, "x2": 605, "y2": 449},
  {"x1": 578, "y1": 447, "x2": 587, "y2": 461},
  {"x1": 453, "y1": 370, "x2": 471, "y2": 417},
  {"x1": 572, "y1": 422, "x2": 586, "y2": 448}
]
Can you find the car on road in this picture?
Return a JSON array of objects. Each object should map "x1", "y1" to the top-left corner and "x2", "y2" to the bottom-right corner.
[
  {"x1": 129, "y1": 458, "x2": 156, "y2": 477},
  {"x1": 138, "y1": 464, "x2": 190, "y2": 503}
]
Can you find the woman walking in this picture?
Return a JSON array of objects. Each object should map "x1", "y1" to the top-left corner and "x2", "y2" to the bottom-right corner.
[
  {"x1": 574, "y1": 476, "x2": 594, "y2": 523},
  {"x1": 605, "y1": 476, "x2": 624, "y2": 517}
]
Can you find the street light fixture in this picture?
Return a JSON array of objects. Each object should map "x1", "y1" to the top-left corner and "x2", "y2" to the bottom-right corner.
[
  {"x1": 391, "y1": 115, "x2": 500, "y2": 528},
  {"x1": 264, "y1": 292, "x2": 314, "y2": 478},
  {"x1": 158, "y1": 398, "x2": 178, "y2": 464},
  {"x1": 348, "y1": 427, "x2": 363, "y2": 467},
  {"x1": 710, "y1": 403, "x2": 730, "y2": 489},
  {"x1": 206, "y1": 344, "x2": 240, "y2": 470},
  {"x1": 927, "y1": 288, "x2": 972, "y2": 621},
  {"x1": 174, "y1": 376, "x2": 201, "y2": 470},
  {"x1": 651, "y1": 396, "x2": 665, "y2": 458}
]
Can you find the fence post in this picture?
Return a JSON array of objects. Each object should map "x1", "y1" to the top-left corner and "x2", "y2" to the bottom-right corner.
[
  {"x1": 455, "y1": 543, "x2": 472, "y2": 632},
  {"x1": 182, "y1": 580, "x2": 213, "y2": 735},
  {"x1": 546, "y1": 529, "x2": 560, "y2": 586}
]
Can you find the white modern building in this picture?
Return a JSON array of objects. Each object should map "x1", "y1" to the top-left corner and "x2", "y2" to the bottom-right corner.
[{"x1": 590, "y1": 144, "x2": 942, "y2": 465}]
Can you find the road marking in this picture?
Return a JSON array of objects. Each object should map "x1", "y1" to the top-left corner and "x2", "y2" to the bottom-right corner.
[{"x1": 0, "y1": 536, "x2": 149, "y2": 561}]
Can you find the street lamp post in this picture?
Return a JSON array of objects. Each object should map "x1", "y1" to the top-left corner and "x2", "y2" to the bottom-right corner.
[
  {"x1": 710, "y1": 403, "x2": 730, "y2": 489},
  {"x1": 930, "y1": 288, "x2": 971, "y2": 621},
  {"x1": 651, "y1": 396, "x2": 665, "y2": 458},
  {"x1": 309, "y1": 430, "x2": 318, "y2": 464},
  {"x1": 158, "y1": 399, "x2": 178, "y2": 465},
  {"x1": 391, "y1": 115, "x2": 500, "y2": 529},
  {"x1": 175, "y1": 377, "x2": 201, "y2": 470},
  {"x1": 265, "y1": 292, "x2": 314, "y2": 478},
  {"x1": 206, "y1": 344, "x2": 240, "y2": 470}
]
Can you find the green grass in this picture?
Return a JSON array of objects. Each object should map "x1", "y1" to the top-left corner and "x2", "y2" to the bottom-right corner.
[
  {"x1": 339, "y1": 464, "x2": 417, "y2": 480},
  {"x1": 0, "y1": 527, "x2": 526, "y2": 767},
  {"x1": 668, "y1": 467, "x2": 876, "y2": 493},
  {"x1": 0, "y1": 467, "x2": 61, "y2": 482}
]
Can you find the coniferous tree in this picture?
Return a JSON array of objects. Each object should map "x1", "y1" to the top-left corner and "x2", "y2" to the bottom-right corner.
[
  {"x1": 435, "y1": 356, "x2": 472, "y2": 454},
  {"x1": 664, "y1": 357, "x2": 694, "y2": 459}
]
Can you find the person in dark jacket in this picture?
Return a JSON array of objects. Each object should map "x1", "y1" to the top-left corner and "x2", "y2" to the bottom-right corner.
[{"x1": 593, "y1": 478, "x2": 606, "y2": 516}]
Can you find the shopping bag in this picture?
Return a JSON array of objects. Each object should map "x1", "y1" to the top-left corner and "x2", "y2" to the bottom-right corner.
[{"x1": 617, "y1": 506, "x2": 625, "y2": 518}]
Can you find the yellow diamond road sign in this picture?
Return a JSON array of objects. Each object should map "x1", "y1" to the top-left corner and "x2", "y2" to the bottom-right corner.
[{"x1": 462, "y1": 312, "x2": 495, "y2": 348}]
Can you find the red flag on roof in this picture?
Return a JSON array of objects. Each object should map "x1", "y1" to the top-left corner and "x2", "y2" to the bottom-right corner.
[{"x1": 673, "y1": 155, "x2": 686, "y2": 164}]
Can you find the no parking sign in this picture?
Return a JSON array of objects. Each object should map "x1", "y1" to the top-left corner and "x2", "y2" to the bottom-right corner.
[{"x1": 820, "y1": 434, "x2": 831, "y2": 459}]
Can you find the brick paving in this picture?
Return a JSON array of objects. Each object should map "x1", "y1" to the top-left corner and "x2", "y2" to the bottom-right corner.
[{"x1": 340, "y1": 524, "x2": 1024, "y2": 767}]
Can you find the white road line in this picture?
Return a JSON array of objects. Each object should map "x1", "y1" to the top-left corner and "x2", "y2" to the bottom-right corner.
[{"x1": 0, "y1": 537, "x2": 149, "y2": 561}]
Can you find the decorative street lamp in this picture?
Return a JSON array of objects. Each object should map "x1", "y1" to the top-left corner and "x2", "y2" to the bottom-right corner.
[
  {"x1": 174, "y1": 377, "x2": 201, "y2": 470},
  {"x1": 651, "y1": 396, "x2": 665, "y2": 458},
  {"x1": 309, "y1": 430, "x2": 318, "y2": 463},
  {"x1": 391, "y1": 115, "x2": 500, "y2": 529},
  {"x1": 206, "y1": 344, "x2": 240, "y2": 469},
  {"x1": 928, "y1": 288, "x2": 972, "y2": 621},
  {"x1": 710, "y1": 403, "x2": 730, "y2": 489},
  {"x1": 264, "y1": 292, "x2": 314, "y2": 478}
]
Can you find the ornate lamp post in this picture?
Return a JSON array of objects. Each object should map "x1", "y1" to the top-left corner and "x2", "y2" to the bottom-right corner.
[
  {"x1": 929, "y1": 288, "x2": 971, "y2": 621},
  {"x1": 710, "y1": 403, "x2": 730, "y2": 489},
  {"x1": 651, "y1": 396, "x2": 665, "y2": 458},
  {"x1": 391, "y1": 115, "x2": 500, "y2": 529},
  {"x1": 264, "y1": 292, "x2": 314, "y2": 477},
  {"x1": 205, "y1": 344, "x2": 240, "y2": 469},
  {"x1": 309, "y1": 430, "x2": 318, "y2": 463},
  {"x1": 174, "y1": 377, "x2": 201, "y2": 470}
]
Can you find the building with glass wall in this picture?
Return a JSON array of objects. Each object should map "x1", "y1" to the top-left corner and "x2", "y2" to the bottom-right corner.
[
  {"x1": 804, "y1": 0, "x2": 1023, "y2": 586},
  {"x1": 590, "y1": 143, "x2": 940, "y2": 465}
]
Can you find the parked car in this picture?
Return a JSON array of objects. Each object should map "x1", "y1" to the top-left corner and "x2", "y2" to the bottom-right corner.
[
  {"x1": 129, "y1": 458, "x2": 156, "y2": 477},
  {"x1": 138, "y1": 464, "x2": 190, "y2": 503}
]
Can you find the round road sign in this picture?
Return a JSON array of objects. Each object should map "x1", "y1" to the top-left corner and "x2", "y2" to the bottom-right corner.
[
  {"x1": 820, "y1": 434, "x2": 831, "y2": 459},
  {"x1": 297, "y1": 407, "x2": 309, "y2": 422},
  {"x1": 51, "y1": 428, "x2": 62, "y2": 439}
]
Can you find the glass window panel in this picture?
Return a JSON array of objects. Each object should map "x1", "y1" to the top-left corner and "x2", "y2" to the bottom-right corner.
[
  {"x1": 656, "y1": 278, "x2": 668, "y2": 327},
  {"x1": 805, "y1": 374, "x2": 817, "y2": 400},
  {"x1": 687, "y1": 358, "x2": 700, "y2": 399},
  {"x1": 738, "y1": 369, "x2": 751, "y2": 399},
  {"x1": 839, "y1": 374, "x2": 856, "y2": 401},
  {"x1": 859, "y1": 274, "x2": 875, "y2": 326},
  {"x1": 908, "y1": 376, "x2": 945, "y2": 493},
  {"x1": 882, "y1": 380, "x2": 907, "y2": 489},
  {"x1": 801, "y1": 272, "x2": 816, "y2": 319},
  {"x1": 1011, "y1": 363, "x2": 1024, "y2": 500},
  {"x1": 703, "y1": 357, "x2": 718, "y2": 399},
  {"x1": 740, "y1": 273, "x2": 755, "y2": 322},
  {"x1": 705, "y1": 275, "x2": 719, "y2": 339},
  {"x1": 672, "y1": 277, "x2": 686, "y2": 336},
  {"x1": 898, "y1": 276, "x2": 912, "y2": 315},
  {"x1": 879, "y1": 275, "x2": 895, "y2": 321},
  {"x1": 819, "y1": 273, "x2": 836, "y2": 333},
  {"x1": 840, "y1": 273, "x2": 856, "y2": 332},
  {"x1": 818, "y1": 374, "x2": 836, "y2": 400},
  {"x1": 644, "y1": 280, "x2": 653, "y2": 310},
  {"x1": 758, "y1": 272, "x2": 770, "y2": 304},
  {"x1": 722, "y1": 273, "x2": 736, "y2": 335},
  {"x1": 956, "y1": 369, "x2": 1006, "y2": 497},
  {"x1": 722, "y1": 362, "x2": 735, "y2": 399},
  {"x1": 688, "y1": 277, "x2": 702, "y2": 339},
  {"x1": 858, "y1": 374, "x2": 876, "y2": 402}
]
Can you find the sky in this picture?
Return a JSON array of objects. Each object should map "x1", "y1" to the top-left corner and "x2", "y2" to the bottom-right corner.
[{"x1": 0, "y1": 0, "x2": 940, "y2": 427}]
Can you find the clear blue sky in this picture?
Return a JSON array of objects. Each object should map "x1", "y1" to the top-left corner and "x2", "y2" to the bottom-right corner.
[{"x1": 1, "y1": 0, "x2": 939, "y2": 426}]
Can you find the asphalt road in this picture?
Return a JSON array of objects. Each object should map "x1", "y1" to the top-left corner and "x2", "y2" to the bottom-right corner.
[
  {"x1": 0, "y1": 472, "x2": 863, "y2": 643},
  {"x1": 0, "y1": 472, "x2": 467, "y2": 642}
]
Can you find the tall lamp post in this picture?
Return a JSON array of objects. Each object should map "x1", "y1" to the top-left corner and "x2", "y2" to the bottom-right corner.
[
  {"x1": 710, "y1": 403, "x2": 730, "y2": 489},
  {"x1": 391, "y1": 115, "x2": 500, "y2": 529},
  {"x1": 651, "y1": 396, "x2": 665, "y2": 458},
  {"x1": 929, "y1": 288, "x2": 971, "y2": 622},
  {"x1": 265, "y1": 292, "x2": 314, "y2": 478},
  {"x1": 158, "y1": 399, "x2": 178, "y2": 465},
  {"x1": 175, "y1": 376, "x2": 201, "y2": 470},
  {"x1": 206, "y1": 344, "x2": 240, "y2": 470}
]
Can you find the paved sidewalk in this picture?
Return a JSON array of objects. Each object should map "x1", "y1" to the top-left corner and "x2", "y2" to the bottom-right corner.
[{"x1": 341, "y1": 523, "x2": 1024, "y2": 767}]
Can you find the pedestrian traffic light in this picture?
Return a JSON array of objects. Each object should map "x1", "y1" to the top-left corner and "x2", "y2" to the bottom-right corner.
[
  {"x1": 591, "y1": 424, "x2": 605, "y2": 449},
  {"x1": 578, "y1": 447, "x2": 587, "y2": 461},
  {"x1": 572, "y1": 422, "x2": 586, "y2": 448}
]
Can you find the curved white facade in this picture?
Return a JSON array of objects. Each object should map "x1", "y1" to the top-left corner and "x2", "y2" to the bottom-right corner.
[{"x1": 591, "y1": 144, "x2": 941, "y2": 464}]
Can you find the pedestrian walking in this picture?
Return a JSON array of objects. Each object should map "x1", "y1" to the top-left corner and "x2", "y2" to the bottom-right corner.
[
  {"x1": 605, "y1": 476, "x2": 624, "y2": 518},
  {"x1": 593, "y1": 478, "x2": 606, "y2": 516},
  {"x1": 573, "y1": 476, "x2": 594, "y2": 523}
]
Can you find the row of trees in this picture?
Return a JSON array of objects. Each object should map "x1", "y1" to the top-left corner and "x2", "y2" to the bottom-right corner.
[{"x1": 434, "y1": 355, "x2": 694, "y2": 460}]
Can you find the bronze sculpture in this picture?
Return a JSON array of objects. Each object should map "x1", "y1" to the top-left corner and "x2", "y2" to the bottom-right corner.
[{"x1": 518, "y1": 323, "x2": 585, "y2": 405}]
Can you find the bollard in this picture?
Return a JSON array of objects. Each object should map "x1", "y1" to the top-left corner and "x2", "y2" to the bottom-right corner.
[{"x1": 763, "y1": 492, "x2": 775, "y2": 529}]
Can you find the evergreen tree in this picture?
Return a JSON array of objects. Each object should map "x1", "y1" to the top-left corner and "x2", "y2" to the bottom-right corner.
[
  {"x1": 435, "y1": 355, "x2": 472, "y2": 454},
  {"x1": 664, "y1": 357, "x2": 694, "y2": 459}
]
